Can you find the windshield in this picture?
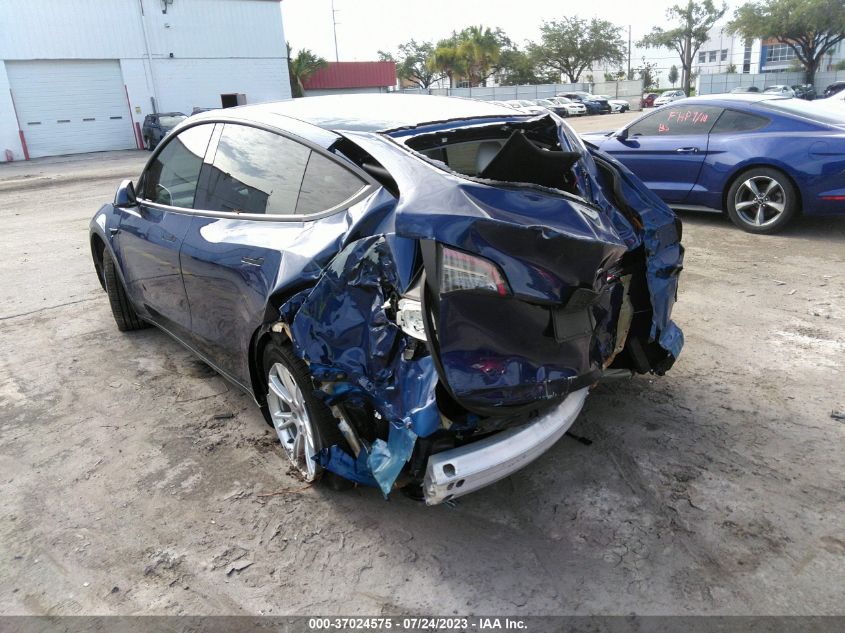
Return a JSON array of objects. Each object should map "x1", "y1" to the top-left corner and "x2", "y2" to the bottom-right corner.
[
  {"x1": 159, "y1": 115, "x2": 186, "y2": 128},
  {"x1": 556, "y1": 97, "x2": 572, "y2": 104},
  {"x1": 518, "y1": 100, "x2": 535, "y2": 107},
  {"x1": 536, "y1": 99, "x2": 553, "y2": 106}
]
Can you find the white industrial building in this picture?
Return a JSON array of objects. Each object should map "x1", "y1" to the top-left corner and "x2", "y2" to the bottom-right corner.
[{"x1": 0, "y1": 0, "x2": 291, "y2": 161}]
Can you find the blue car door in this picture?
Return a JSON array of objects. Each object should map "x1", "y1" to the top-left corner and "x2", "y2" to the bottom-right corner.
[
  {"x1": 599, "y1": 105, "x2": 722, "y2": 203},
  {"x1": 116, "y1": 123, "x2": 215, "y2": 337},
  {"x1": 180, "y1": 123, "x2": 369, "y2": 386}
]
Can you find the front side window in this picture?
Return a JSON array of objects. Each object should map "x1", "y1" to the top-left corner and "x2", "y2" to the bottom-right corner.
[
  {"x1": 202, "y1": 124, "x2": 310, "y2": 215},
  {"x1": 143, "y1": 124, "x2": 213, "y2": 208},
  {"x1": 627, "y1": 105, "x2": 723, "y2": 137},
  {"x1": 201, "y1": 124, "x2": 366, "y2": 216}
]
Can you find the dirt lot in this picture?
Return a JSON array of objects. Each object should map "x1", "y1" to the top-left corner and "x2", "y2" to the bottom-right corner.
[{"x1": 1, "y1": 112, "x2": 843, "y2": 616}]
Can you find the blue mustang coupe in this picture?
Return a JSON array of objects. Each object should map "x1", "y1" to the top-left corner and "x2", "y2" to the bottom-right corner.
[
  {"x1": 90, "y1": 95, "x2": 683, "y2": 504},
  {"x1": 582, "y1": 94, "x2": 845, "y2": 233}
]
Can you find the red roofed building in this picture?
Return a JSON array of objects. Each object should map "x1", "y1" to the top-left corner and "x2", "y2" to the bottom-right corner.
[{"x1": 302, "y1": 61, "x2": 397, "y2": 96}]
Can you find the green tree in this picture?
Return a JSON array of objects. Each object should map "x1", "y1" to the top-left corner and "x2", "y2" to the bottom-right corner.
[
  {"x1": 379, "y1": 39, "x2": 443, "y2": 89},
  {"x1": 639, "y1": 1, "x2": 727, "y2": 96},
  {"x1": 432, "y1": 26, "x2": 511, "y2": 87},
  {"x1": 668, "y1": 64, "x2": 679, "y2": 86},
  {"x1": 456, "y1": 26, "x2": 510, "y2": 86},
  {"x1": 497, "y1": 48, "x2": 559, "y2": 85},
  {"x1": 529, "y1": 17, "x2": 626, "y2": 83},
  {"x1": 431, "y1": 35, "x2": 465, "y2": 89},
  {"x1": 287, "y1": 44, "x2": 328, "y2": 98},
  {"x1": 729, "y1": 0, "x2": 845, "y2": 85},
  {"x1": 636, "y1": 57, "x2": 659, "y2": 89},
  {"x1": 726, "y1": 62, "x2": 737, "y2": 73}
]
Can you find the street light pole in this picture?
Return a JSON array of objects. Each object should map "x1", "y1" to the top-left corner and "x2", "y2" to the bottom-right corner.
[{"x1": 331, "y1": 0, "x2": 340, "y2": 62}]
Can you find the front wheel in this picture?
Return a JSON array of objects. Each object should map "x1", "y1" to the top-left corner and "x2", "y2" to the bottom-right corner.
[
  {"x1": 726, "y1": 167, "x2": 798, "y2": 234},
  {"x1": 102, "y1": 253, "x2": 148, "y2": 331}
]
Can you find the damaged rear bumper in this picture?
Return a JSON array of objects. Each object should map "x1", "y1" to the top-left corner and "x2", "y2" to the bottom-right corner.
[{"x1": 422, "y1": 387, "x2": 589, "y2": 505}]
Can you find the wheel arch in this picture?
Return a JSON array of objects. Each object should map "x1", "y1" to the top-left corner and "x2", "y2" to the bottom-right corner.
[
  {"x1": 90, "y1": 233, "x2": 108, "y2": 291},
  {"x1": 247, "y1": 285, "x2": 313, "y2": 406}
]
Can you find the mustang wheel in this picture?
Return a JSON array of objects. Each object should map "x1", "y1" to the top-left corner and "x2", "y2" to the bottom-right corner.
[
  {"x1": 102, "y1": 253, "x2": 148, "y2": 331},
  {"x1": 726, "y1": 167, "x2": 798, "y2": 234},
  {"x1": 262, "y1": 341, "x2": 345, "y2": 483}
]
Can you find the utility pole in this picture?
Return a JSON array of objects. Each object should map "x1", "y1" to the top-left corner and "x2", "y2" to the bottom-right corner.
[
  {"x1": 627, "y1": 25, "x2": 632, "y2": 80},
  {"x1": 331, "y1": 0, "x2": 340, "y2": 62}
]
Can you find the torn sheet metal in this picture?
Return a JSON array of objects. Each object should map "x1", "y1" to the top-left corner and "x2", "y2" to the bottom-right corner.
[{"x1": 284, "y1": 235, "x2": 438, "y2": 493}]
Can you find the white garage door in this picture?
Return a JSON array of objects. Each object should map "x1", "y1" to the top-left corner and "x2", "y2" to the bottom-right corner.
[{"x1": 7, "y1": 60, "x2": 137, "y2": 158}]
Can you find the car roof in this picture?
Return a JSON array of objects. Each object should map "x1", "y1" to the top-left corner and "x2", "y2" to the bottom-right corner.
[
  {"x1": 192, "y1": 94, "x2": 528, "y2": 133},
  {"x1": 664, "y1": 93, "x2": 789, "y2": 106}
]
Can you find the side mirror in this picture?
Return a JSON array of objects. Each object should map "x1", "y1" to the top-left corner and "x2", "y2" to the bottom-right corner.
[
  {"x1": 114, "y1": 179, "x2": 137, "y2": 208},
  {"x1": 615, "y1": 127, "x2": 629, "y2": 141}
]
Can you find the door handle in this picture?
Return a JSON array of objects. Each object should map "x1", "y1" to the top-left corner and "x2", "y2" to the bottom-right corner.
[
  {"x1": 675, "y1": 147, "x2": 700, "y2": 153},
  {"x1": 241, "y1": 256, "x2": 264, "y2": 266},
  {"x1": 109, "y1": 228, "x2": 120, "y2": 235}
]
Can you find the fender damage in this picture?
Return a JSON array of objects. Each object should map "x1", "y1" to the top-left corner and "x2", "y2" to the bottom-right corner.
[{"x1": 276, "y1": 113, "x2": 684, "y2": 500}]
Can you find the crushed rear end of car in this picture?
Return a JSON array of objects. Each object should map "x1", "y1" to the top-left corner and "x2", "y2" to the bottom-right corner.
[{"x1": 276, "y1": 111, "x2": 683, "y2": 503}]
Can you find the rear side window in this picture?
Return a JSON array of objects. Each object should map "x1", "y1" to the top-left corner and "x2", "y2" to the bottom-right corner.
[
  {"x1": 711, "y1": 110, "x2": 770, "y2": 134},
  {"x1": 628, "y1": 105, "x2": 723, "y2": 137},
  {"x1": 201, "y1": 124, "x2": 365, "y2": 216},
  {"x1": 143, "y1": 124, "x2": 213, "y2": 208},
  {"x1": 296, "y1": 151, "x2": 367, "y2": 214}
]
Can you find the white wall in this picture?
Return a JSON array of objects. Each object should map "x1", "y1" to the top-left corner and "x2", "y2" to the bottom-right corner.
[
  {"x1": 0, "y1": 0, "x2": 291, "y2": 161},
  {"x1": 0, "y1": 62, "x2": 23, "y2": 161}
]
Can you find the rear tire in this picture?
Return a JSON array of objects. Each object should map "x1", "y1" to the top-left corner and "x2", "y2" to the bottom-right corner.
[
  {"x1": 102, "y1": 253, "x2": 148, "y2": 331},
  {"x1": 261, "y1": 340, "x2": 350, "y2": 485},
  {"x1": 726, "y1": 167, "x2": 798, "y2": 234}
]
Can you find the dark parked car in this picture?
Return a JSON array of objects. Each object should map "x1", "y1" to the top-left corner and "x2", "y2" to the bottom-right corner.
[
  {"x1": 90, "y1": 95, "x2": 683, "y2": 504},
  {"x1": 640, "y1": 92, "x2": 659, "y2": 108},
  {"x1": 141, "y1": 112, "x2": 187, "y2": 150},
  {"x1": 823, "y1": 81, "x2": 845, "y2": 98},
  {"x1": 559, "y1": 92, "x2": 611, "y2": 114},
  {"x1": 582, "y1": 94, "x2": 845, "y2": 234},
  {"x1": 791, "y1": 84, "x2": 816, "y2": 100}
]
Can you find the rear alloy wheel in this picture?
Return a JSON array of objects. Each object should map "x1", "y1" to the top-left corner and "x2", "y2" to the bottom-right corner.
[
  {"x1": 726, "y1": 167, "x2": 798, "y2": 234},
  {"x1": 262, "y1": 341, "x2": 346, "y2": 484}
]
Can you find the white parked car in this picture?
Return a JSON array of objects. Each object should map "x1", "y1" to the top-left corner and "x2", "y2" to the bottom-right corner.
[
  {"x1": 762, "y1": 85, "x2": 796, "y2": 97},
  {"x1": 549, "y1": 96, "x2": 587, "y2": 116},
  {"x1": 595, "y1": 95, "x2": 631, "y2": 112},
  {"x1": 653, "y1": 90, "x2": 687, "y2": 106},
  {"x1": 503, "y1": 99, "x2": 550, "y2": 116}
]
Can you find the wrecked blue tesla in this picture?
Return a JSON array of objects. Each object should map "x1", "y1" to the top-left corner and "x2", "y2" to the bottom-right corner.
[{"x1": 90, "y1": 94, "x2": 683, "y2": 504}]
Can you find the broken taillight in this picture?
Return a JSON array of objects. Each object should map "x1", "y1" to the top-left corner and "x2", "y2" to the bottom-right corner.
[{"x1": 440, "y1": 245, "x2": 510, "y2": 296}]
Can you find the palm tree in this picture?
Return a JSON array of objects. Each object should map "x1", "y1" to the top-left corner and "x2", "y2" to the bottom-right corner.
[
  {"x1": 287, "y1": 43, "x2": 328, "y2": 98},
  {"x1": 431, "y1": 38, "x2": 463, "y2": 89},
  {"x1": 456, "y1": 26, "x2": 504, "y2": 87}
]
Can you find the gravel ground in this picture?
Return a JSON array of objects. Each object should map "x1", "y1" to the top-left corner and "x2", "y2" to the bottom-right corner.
[{"x1": 1, "y1": 112, "x2": 843, "y2": 616}]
